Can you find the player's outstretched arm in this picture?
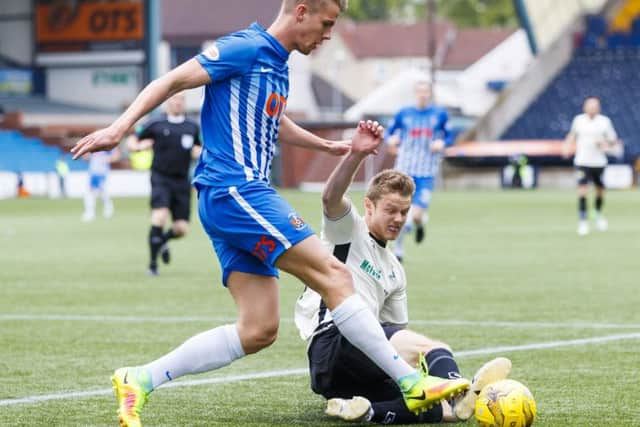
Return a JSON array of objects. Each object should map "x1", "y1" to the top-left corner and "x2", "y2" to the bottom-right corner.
[
  {"x1": 72, "y1": 59, "x2": 210, "y2": 159},
  {"x1": 562, "y1": 131, "x2": 576, "y2": 159},
  {"x1": 322, "y1": 120, "x2": 384, "y2": 218},
  {"x1": 278, "y1": 115, "x2": 350, "y2": 155}
]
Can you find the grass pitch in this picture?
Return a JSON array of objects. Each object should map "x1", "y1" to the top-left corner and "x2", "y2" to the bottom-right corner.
[{"x1": 1, "y1": 189, "x2": 640, "y2": 426}]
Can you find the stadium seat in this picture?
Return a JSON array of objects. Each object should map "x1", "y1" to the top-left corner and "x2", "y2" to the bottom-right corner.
[
  {"x1": 501, "y1": 46, "x2": 640, "y2": 163},
  {"x1": 0, "y1": 130, "x2": 87, "y2": 172}
]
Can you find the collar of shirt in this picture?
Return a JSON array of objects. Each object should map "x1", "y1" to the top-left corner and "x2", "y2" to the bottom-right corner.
[
  {"x1": 250, "y1": 22, "x2": 290, "y2": 61},
  {"x1": 369, "y1": 232, "x2": 387, "y2": 248},
  {"x1": 167, "y1": 114, "x2": 185, "y2": 124}
]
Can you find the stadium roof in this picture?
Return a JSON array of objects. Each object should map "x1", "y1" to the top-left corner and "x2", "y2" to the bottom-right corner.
[
  {"x1": 335, "y1": 20, "x2": 455, "y2": 59},
  {"x1": 443, "y1": 27, "x2": 516, "y2": 70},
  {"x1": 162, "y1": 0, "x2": 281, "y2": 44},
  {"x1": 334, "y1": 20, "x2": 514, "y2": 70}
]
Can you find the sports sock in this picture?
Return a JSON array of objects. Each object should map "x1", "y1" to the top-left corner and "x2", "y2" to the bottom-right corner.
[
  {"x1": 425, "y1": 348, "x2": 461, "y2": 379},
  {"x1": 595, "y1": 196, "x2": 603, "y2": 213},
  {"x1": 578, "y1": 196, "x2": 587, "y2": 220},
  {"x1": 83, "y1": 192, "x2": 96, "y2": 217},
  {"x1": 102, "y1": 195, "x2": 114, "y2": 217},
  {"x1": 143, "y1": 324, "x2": 245, "y2": 389},
  {"x1": 149, "y1": 226, "x2": 164, "y2": 267},
  {"x1": 370, "y1": 397, "x2": 443, "y2": 424},
  {"x1": 330, "y1": 295, "x2": 415, "y2": 382},
  {"x1": 163, "y1": 228, "x2": 176, "y2": 243}
]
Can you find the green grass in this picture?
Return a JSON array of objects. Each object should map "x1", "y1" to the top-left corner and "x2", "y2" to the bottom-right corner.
[{"x1": 2, "y1": 189, "x2": 640, "y2": 426}]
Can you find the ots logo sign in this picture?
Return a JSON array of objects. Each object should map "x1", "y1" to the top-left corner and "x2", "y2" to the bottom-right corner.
[
  {"x1": 265, "y1": 93, "x2": 287, "y2": 118},
  {"x1": 36, "y1": 0, "x2": 144, "y2": 45}
]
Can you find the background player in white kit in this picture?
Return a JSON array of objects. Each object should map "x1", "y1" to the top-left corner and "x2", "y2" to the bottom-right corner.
[
  {"x1": 82, "y1": 149, "x2": 120, "y2": 222},
  {"x1": 295, "y1": 131, "x2": 510, "y2": 424},
  {"x1": 563, "y1": 96, "x2": 621, "y2": 236}
]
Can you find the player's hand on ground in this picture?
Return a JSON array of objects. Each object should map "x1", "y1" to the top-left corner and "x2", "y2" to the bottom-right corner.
[
  {"x1": 351, "y1": 120, "x2": 384, "y2": 156},
  {"x1": 71, "y1": 127, "x2": 123, "y2": 159}
]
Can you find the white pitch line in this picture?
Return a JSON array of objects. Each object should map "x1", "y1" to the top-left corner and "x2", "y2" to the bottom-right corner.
[
  {"x1": 455, "y1": 332, "x2": 640, "y2": 357},
  {"x1": 2, "y1": 332, "x2": 640, "y2": 407},
  {"x1": 2, "y1": 314, "x2": 640, "y2": 330},
  {"x1": 0, "y1": 369, "x2": 307, "y2": 407}
]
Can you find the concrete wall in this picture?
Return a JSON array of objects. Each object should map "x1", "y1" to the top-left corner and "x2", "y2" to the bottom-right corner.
[
  {"x1": 0, "y1": 170, "x2": 150, "y2": 199},
  {"x1": 0, "y1": 0, "x2": 33, "y2": 64}
]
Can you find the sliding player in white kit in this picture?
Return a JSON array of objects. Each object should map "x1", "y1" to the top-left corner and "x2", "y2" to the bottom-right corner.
[
  {"x1": 295, "y1": 130, "x2": 511, "y2": 423},
  {"x1": 563, "y1": 96, "x2": 621, "y2": 236}
]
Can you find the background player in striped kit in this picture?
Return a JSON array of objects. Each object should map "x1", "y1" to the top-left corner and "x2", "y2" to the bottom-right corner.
[
  {"x1": 385, "y1": 80, "x2": 450, "y2": 261},
  {"x1": 72, "y1": 1, "x2": 468, "y2": 425}
]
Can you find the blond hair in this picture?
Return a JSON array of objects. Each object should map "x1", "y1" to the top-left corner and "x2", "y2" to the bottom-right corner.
[
  {"x1": 365, "y1": 169, "x2": 415, "y2": 203},
  {"x1": 283, "y1": 0, "x2": 348, "y2": 12}
]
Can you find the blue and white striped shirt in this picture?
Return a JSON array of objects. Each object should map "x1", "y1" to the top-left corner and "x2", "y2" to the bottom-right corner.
[
  {"x1": 193, "y1": 23, "x2": 289, "y2": 191},
  {"x1": 386, "y1": 106, "x2": 449, "y2": 177}
]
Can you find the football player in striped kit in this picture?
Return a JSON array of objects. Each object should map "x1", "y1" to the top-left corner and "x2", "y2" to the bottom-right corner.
[
  {"x1": 72, "y1": 2, "x2": 468, "y2": 425},
  {"x1": 386, "y1": 80, "x2": 450, "y2": 261}
]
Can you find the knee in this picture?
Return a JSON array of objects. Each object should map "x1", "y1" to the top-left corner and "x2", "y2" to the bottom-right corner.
[
  {"x1": 238, "y1": 321, "x2": 279, "y2": 354},
  {"x1": 173, "y1": 224, "x2": 188, "y2": 237},
  {"x1": 419, "y1": 339, "x2": 452, "y2": 356},
  {"x1": 318, "y1": 259, "x2": 354, "y2": 304}
]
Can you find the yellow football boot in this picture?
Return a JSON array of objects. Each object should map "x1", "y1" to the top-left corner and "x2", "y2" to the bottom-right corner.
[
  {"x1": 111, "y1": 367, "x2": 153, "y2": 427},
  {"x1": 400, "y1": 371, "x2": 470, "y2": 414}
]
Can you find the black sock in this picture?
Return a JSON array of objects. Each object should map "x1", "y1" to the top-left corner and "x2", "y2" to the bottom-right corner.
[
  {"x1": 595, "y1": 196, "x2": 603, "y2": 213},
  {"x1": 149, "y1": 226, "x2": 163, "y2": 267},
  {"x1": 163, "y1": 229, "x2": 176, "y2": 244},
  {"x1": 425, "y1": 348, "x2": 461, "y2": 379},
  {"x1": 370, "y1": 397, "x2": 443, "y2": 424},
  {"x1": 579, "y1": 196, "x2": 587, "y2": 220}
]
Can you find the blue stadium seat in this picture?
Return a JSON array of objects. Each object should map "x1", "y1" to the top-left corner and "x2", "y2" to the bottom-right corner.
[
  {"x1": 0, "y1": 130, "x2": 88, "y2": 172},
  {"x1": 501, "y1": 47, "x2": 640, "y2": 162}
]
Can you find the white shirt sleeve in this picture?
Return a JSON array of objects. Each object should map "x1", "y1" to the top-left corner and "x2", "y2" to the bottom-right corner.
[
  {"x1": 570, "y1": 115, "x2": 579, "y2": 134},
  {"x1": 321, "y1": 201, "x2": 358, "y2": 245},
  {"x1": 604, "y1": 117, "x2": 618, "y2": 141}
]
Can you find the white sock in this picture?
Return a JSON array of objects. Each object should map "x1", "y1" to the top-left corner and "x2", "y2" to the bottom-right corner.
[
  {"x1": 83, "y1": 192, "x2": 95, "y2": 217},
  {"x1": 331, "y1": 295, "x2": 414, "y2": 381},
  {"x1": 102, "y1": 194, "x2": 114, "y2": 217},
  {"x1": 144, "y1": 324, "x2": 245, "y2": 389}
]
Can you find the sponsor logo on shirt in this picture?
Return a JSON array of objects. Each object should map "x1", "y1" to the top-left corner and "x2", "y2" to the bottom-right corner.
[
  {"x1": 265, "y1": 92, "x2": 287, "y2": 118},
  {"x1": 202, "y1": 43, "x2": 220, "y2": 61},
  {"x1": 360, "y1": 259, "x2": 382, "y2": 281},
  {"x1": 409, "y1": 127, "x2": 434, "y2": 139}
]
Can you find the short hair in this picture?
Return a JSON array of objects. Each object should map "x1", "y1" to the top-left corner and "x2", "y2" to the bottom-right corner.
[
  {"x1": 365, "y1": 169, "x2": 415, "y2": 203},
  {"x1": 282, "y1": 0, "x2": 349, "y2": 12},
  {"x1": 584, "y1": 95, "x2": 600, "y2": 103},
  {"x1": 415, "y1": 79, "x2": 431, "y2": 89}
]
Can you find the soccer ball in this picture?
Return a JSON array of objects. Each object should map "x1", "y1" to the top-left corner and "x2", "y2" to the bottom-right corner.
[{"x1": 474, "y1": 379, "x2": 537, "y2": 427}]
